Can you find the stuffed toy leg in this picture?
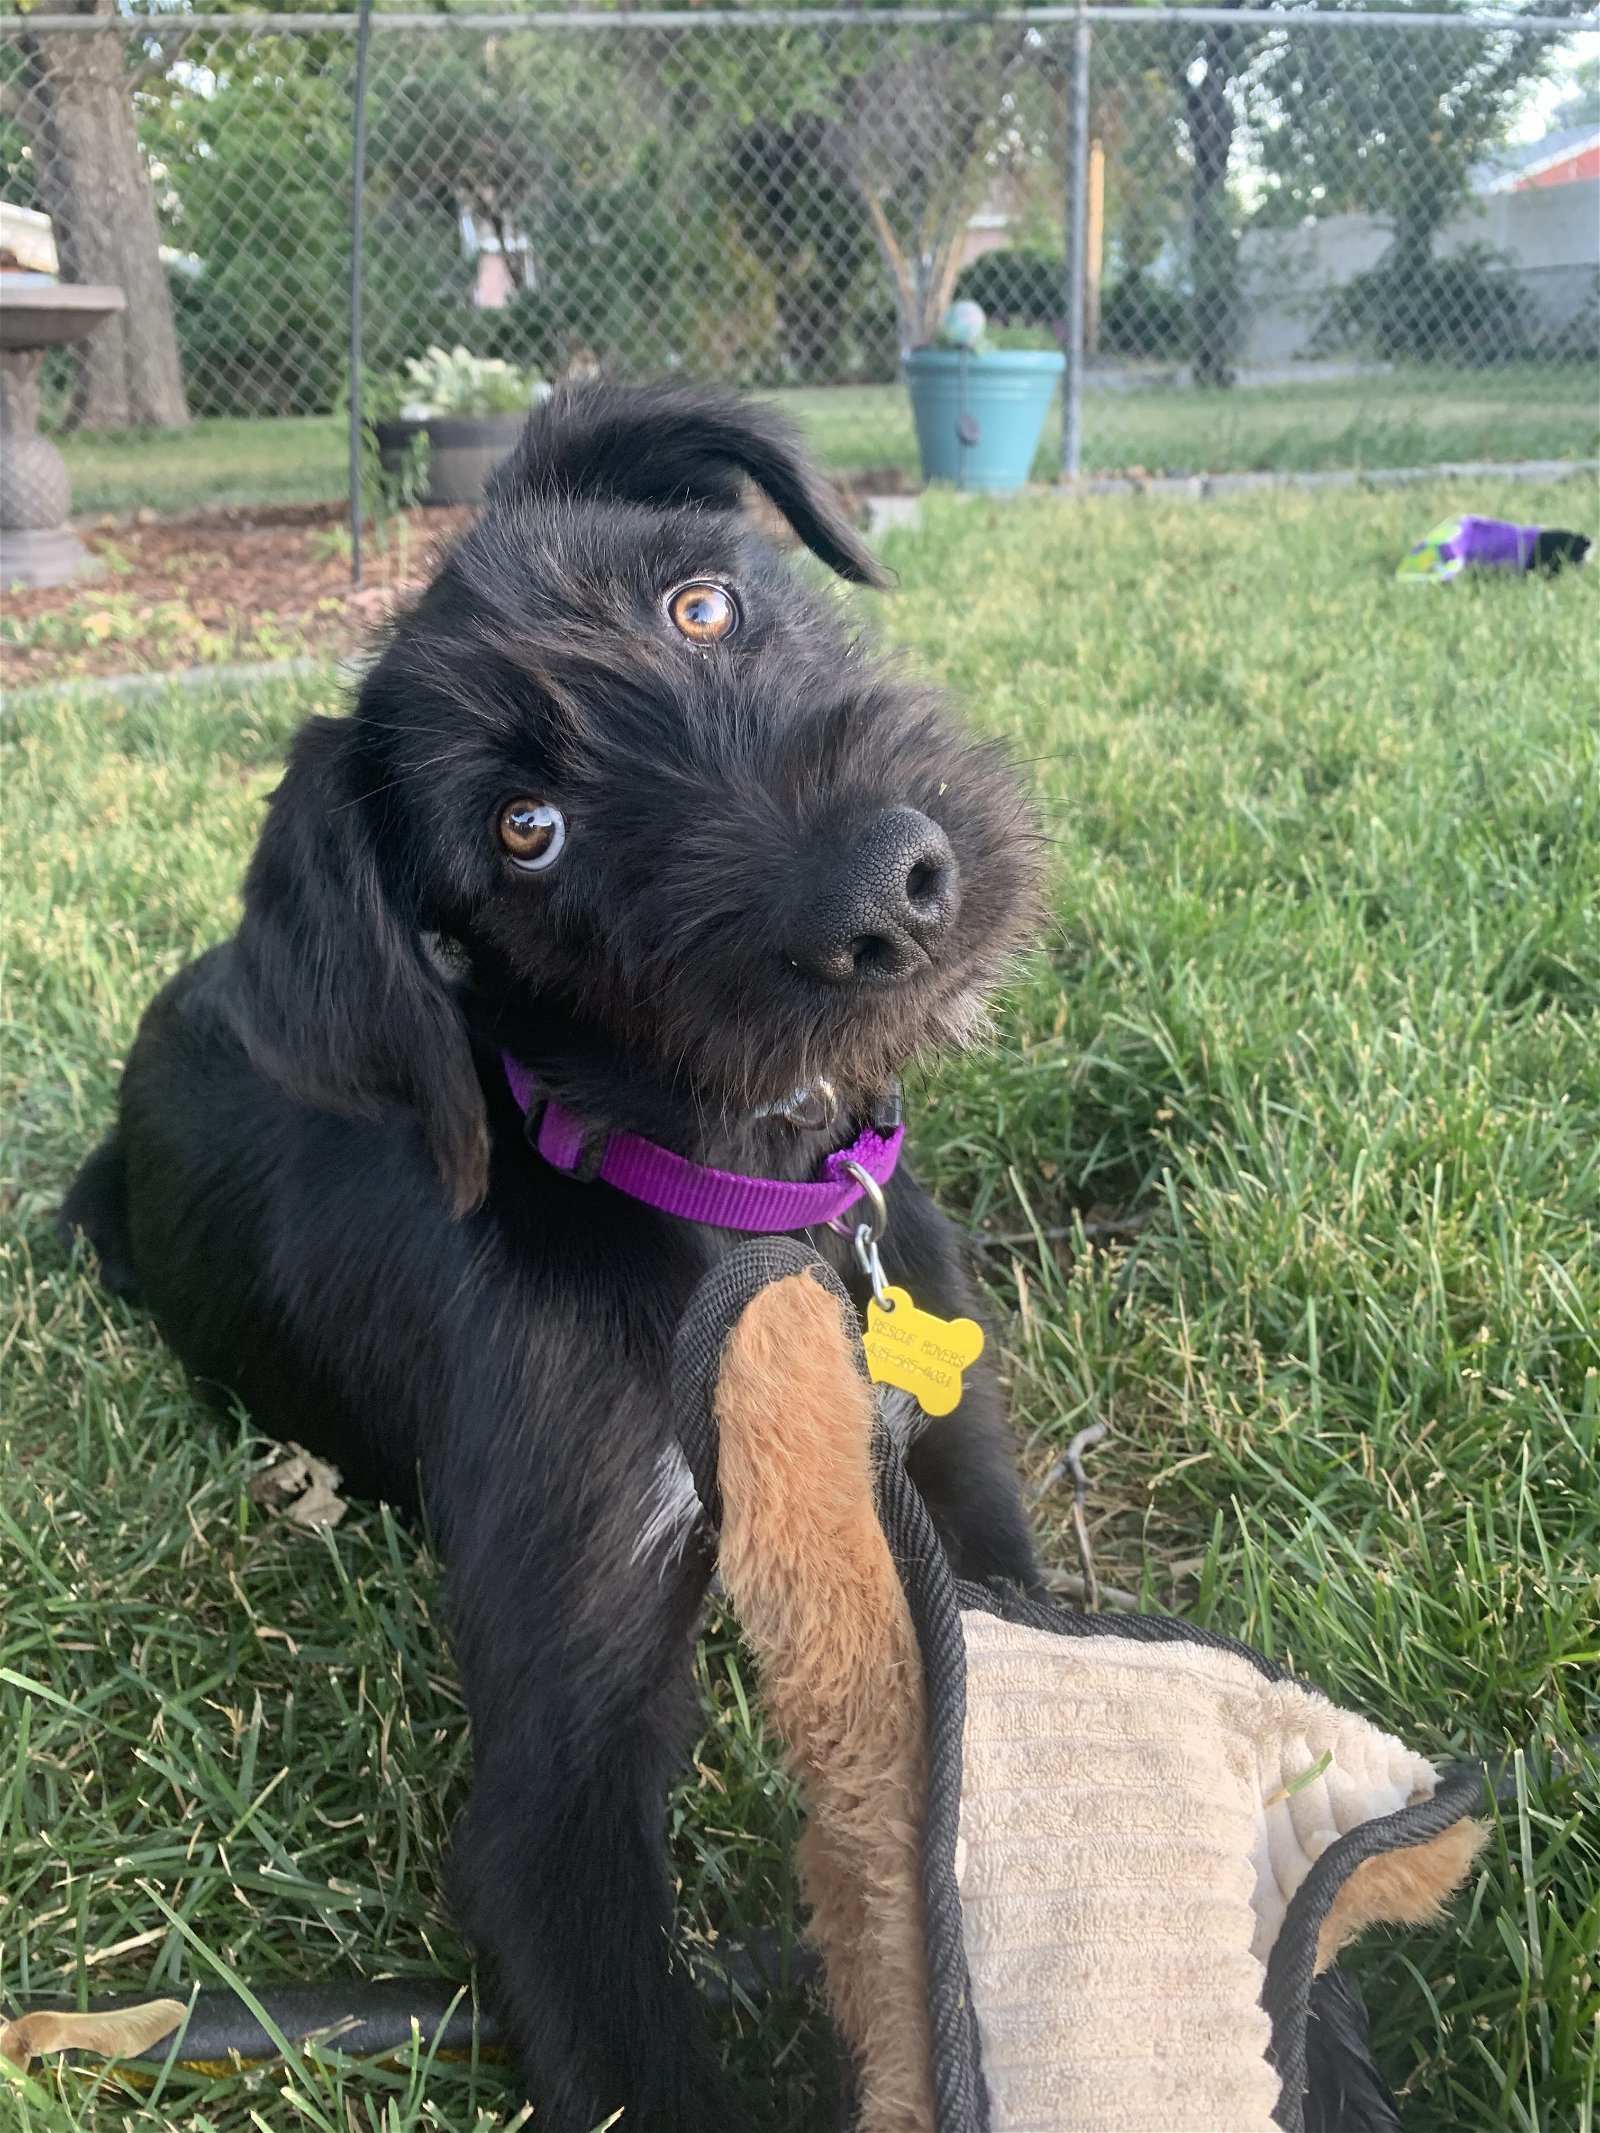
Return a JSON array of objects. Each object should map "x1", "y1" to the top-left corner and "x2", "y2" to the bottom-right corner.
[{"x1": 669, "y1": 1239, "x2": 1485, "y2": 2133}]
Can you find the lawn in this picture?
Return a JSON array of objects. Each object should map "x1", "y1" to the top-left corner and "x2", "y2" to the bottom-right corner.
[
  {"x1": 3, "y1": 478, "x2": 1597, "y2": 2133},
  {"x1": 61, "y1": 418, "x2": 351, "y2": 520},
  {"x1": 59, "y1": 365, "x2": 1599, "y2": 518}
]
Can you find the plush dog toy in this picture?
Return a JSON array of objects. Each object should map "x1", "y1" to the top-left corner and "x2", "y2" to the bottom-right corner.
[{"x1": 671, "y1": 1239, "x2": 1486, "y2": 2133}]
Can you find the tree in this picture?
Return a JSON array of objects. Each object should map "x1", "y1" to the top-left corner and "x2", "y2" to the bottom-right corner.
[
  {"x1": 823, "y1": 25, "x2": 1047, "y2": 352},
  {"x1": 1550, "y1": 50, "x2": 1600, "y2": 129},
  {"x1": 1090, "y1": 57, "x2": 1188, "y2": 297},
  {"x1": 150, "y1": 49, "x2": 364, "y2": 417},
  {"x1": 722, "y1": 114, "x2": 890, "y2": 383},
  {"x1": 1136, "y1": 2, "x2": 1589, "y2": 386},
  {"x1": 1114, "y1": 6, "x2": 1255, "y2": 389},
  {"x1": 10, "y1": 0, "x2": 188, "y2": 429},
  {"x1": 1253, "y1": 3, "x2": 1588, "y2": 288},
  {"x1": 1086, "y1": 7, "x2": 1254, "y2": 387},
  {"x1": 368, "y1": 31, "x2": 780, "y2": 383},
  {"x1": 367, "y1": 22, "x2": 899, "y2": 386},
  {"x1": 1179, "y1": 17, "x2": 1244, "y2": 387}
]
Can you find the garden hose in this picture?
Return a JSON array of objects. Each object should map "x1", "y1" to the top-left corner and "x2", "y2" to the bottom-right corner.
[
  {"x1": 1, "y1": 1934, "x2": 818, "y2": 2079},
  {"x1": 7, "y1": 1751, "x2": 1586, "y2": 2083}
]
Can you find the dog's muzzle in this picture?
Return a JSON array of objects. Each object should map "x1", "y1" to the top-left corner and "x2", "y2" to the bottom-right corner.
[{"x1": 786, "y1": 807, "x2": 960, "y2": 987}]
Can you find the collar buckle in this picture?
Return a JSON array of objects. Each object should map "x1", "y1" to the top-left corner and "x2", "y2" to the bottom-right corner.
[
  {"x1": 756, "y1": 1080, "x2": 840, "y2": 1132},
  {"x1": 524, "y1": 1086, "x2": 609, "y2": 1183}
]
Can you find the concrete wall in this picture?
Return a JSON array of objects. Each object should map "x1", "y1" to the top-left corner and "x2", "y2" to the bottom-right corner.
[{"x1": 1239, "y1": 179, "x2": 1600, "y2": 363}]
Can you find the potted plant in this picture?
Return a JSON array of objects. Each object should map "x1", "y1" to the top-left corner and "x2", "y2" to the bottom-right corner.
[
  {"x1": 375, "y1": 346, "x2": 549, "y2": 508},
  {"x1": 902, "y1": 302, "x2": 1064, "y2": 495}
]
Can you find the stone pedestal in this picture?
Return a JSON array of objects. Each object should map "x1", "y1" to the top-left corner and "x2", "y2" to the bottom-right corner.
[{"x1": 0, "y1": 281, "x2": 126, "y2": 589}]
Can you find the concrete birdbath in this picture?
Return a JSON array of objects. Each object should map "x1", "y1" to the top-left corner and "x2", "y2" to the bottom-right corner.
[{"x1": 0, "y1": 281, "x2": 126, "y2": 588}]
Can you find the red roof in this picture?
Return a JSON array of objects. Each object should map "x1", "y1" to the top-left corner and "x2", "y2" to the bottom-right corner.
[{"x1": 1514, "y1": 135, "x2": 1600, "y2": 190}]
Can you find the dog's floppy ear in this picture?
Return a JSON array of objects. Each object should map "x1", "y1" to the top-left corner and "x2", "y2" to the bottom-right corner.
[
  {"x1": 491, "y1": 380, "x2": 889, "y2": 589},
  {"x1": 226, "y1": 717, "x2": 489, "y2": 1217}
]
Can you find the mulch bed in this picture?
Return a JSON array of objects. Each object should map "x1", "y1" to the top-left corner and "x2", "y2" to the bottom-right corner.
[
  {"x1": 3, "y1": 468, "x2": 912, "y2": 692},
  {"x1": 1, "y1": 502, "x2": 473, "y2": 691}
]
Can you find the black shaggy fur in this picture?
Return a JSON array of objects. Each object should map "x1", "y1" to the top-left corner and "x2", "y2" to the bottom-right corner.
[{"x1": 60, "y1": 384, "x2": 1043, "y2": 2132}]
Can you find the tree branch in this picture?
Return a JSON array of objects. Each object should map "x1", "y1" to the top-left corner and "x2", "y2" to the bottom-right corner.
[{"x1": 858, "y1": 187, "x2": 914, "y2": 344}]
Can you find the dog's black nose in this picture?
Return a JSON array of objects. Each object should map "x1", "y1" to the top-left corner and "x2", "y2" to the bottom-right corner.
[{"x1": 789, "y1": 807, "x2": 960, "y2": 985}]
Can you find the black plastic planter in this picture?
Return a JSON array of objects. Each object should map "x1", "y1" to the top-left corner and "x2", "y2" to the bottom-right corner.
[{"x1": 375, "y1": 413, "x2": 525, "y2": 508}]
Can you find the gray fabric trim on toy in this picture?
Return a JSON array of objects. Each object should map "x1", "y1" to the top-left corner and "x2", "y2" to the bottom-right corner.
[{"x1": 669, "y1": 1238, "x2": 1486, "y2": 2133}]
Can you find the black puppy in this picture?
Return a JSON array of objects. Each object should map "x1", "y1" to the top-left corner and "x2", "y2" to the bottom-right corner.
[{"x1": 61, "y1": 384, "x2": 1041, "y2": 2131}]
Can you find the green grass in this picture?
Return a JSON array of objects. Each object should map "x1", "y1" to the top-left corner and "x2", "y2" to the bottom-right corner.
[
  {"x1": 776, "y1": 364, "x2": 1600, "y2": 484},
  {"x1": 60, "y1": 366, "x2": 1599, "y2": 517},
  {"x1": 60, "y1": 418, "x2": 350, "y2": 519},
  {"x1": 4, "y1": 478, "x2": 1597, "y2": 2132},
  {"x1": 1079, "y1": 361, "x2": 1600, "y2": 478}
]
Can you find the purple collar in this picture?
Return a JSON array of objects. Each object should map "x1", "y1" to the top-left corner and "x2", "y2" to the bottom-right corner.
[{"x1": 502, "y1": 1054, "x2": 903, "y2": 1232}]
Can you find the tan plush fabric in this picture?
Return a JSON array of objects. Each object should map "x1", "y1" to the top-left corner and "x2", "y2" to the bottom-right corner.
[
  {"x1": 715, "y1": 1273, "x2": 936, "y2": 2133},
  {"x1": 1314, "y1": 1816, "x2": 1487, "y2": 1973},
  {"x1": 704, "y1": 1266, "x2": 1482, "y2": 2133},
  {"x1": 954, "y1": 1614, "x2": 1453, "y2": 2133}
]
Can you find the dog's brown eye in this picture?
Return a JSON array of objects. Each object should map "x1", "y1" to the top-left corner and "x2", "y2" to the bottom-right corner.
[
  {"x1": 667, "y1": 581, "x2": 739, "y2": 644},
  {"x1": 498, "y1": 799, "x2": 567, "y2": 872}
]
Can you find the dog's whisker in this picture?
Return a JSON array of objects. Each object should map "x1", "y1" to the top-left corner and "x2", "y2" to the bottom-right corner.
[{"x1": 327, "y1": 750, "x2": 472, "y2": 815}]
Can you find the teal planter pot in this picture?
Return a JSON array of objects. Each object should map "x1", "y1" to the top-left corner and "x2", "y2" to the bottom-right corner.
[{"x1": 902, "y1": 348, "x2": 1065, "y2": 494}]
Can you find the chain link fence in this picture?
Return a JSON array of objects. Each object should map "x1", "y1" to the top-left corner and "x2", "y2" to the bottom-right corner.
[{"x1": 2, "y1": 5, "x2": 1596, "y2": 487}]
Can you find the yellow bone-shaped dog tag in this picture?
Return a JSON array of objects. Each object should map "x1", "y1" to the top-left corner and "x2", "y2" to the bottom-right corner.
[{"x1": 862, "y1": 1287, "x2": 984, "y2": 1417}]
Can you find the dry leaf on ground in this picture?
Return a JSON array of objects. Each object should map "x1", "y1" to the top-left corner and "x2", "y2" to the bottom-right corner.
[
  {"x1": 249, "y1": 1443, "x2": 348, "y2": 1530},
  {"x1": 0, "y1": 1999, "x2": 187, "y2": 2070}
]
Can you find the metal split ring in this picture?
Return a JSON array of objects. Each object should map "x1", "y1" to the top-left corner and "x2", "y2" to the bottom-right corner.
[
  {"x1": 832, "y1": 1159, "x2": 894, "y2": 1312},
  {"x1": 836, "y1": 1158, "x2": 887, "y2": 1242}
]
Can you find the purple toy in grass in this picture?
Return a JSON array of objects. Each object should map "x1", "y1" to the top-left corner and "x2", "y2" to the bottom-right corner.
[{"x1": 1397, "y1": 514, "x2": 1592, "y2": 581}]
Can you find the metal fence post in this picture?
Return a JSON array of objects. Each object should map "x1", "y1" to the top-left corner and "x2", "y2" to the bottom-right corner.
[
  {"x1": 348, "y1": 0, "x2": 373, "y2": 590},
  {"x1": 1060, "y1": 4, "x2": 1092, "y2": 483}
]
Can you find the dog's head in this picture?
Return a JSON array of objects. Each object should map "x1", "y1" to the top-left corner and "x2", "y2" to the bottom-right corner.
[{"x1": 229, "y1": 384, "x2": 1039, "y2": 1212}]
